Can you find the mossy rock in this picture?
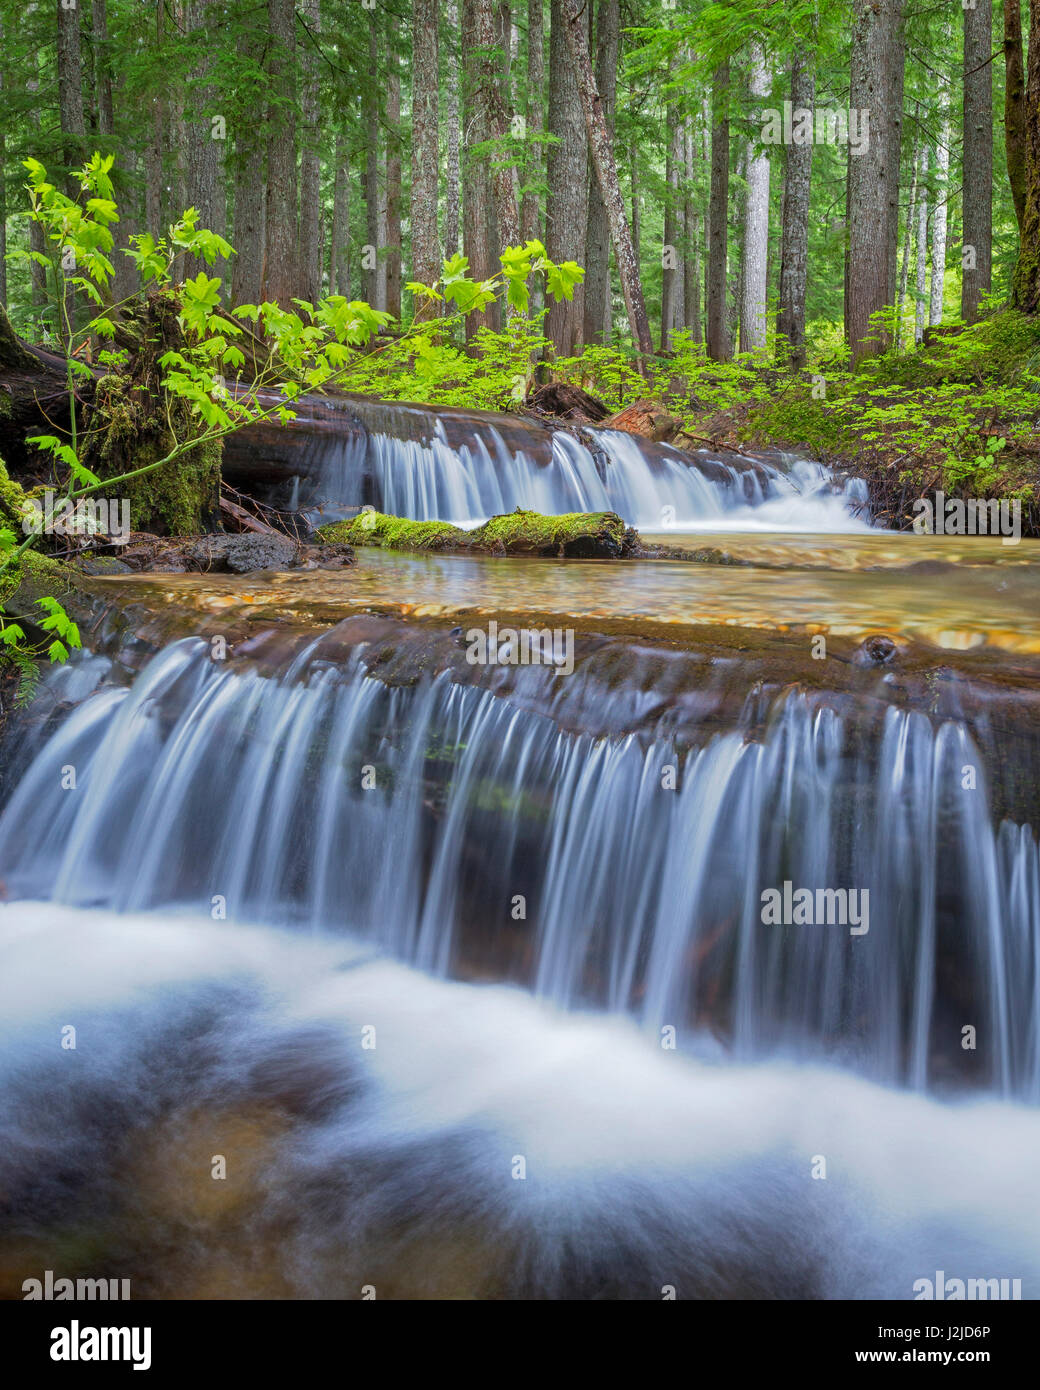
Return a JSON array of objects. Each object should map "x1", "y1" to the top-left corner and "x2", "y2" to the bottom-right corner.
[
  {"x1": 318, "y1": 507, "x2": 637, "y2": 560},
  {"x1": 319, "y1": 510, "x2": 467, "y2": 552}
]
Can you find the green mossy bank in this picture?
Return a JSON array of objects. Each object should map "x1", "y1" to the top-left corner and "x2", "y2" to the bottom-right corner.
[{"x1": 318, "y1": 507, "x2": 638, "y2": 559}]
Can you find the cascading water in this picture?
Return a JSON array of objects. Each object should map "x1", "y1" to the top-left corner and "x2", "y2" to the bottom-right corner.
[
  {"x1": 289, "y1": 397, "x2": 869, "y2": 531},
  {"x1": 3, "y1": 634, "x2": 1037, "y2": 1099},
  {"x1": 1, "y1": 403, "x2": 1035, "y2": 1298},
  {"x1": 4, "y1": 903, "x2": 1040, "y2": 1299}
]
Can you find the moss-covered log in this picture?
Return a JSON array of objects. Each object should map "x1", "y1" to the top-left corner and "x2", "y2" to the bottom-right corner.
[
  {"x1": 317, "y1": 507, "x2": 638, "y2": 559},
  {"x1": 79, "y1": 291, "x2": 222, "y2": 535},
  {"x1": 0, "y1": 298, "x2": 220, "y2": 536}
]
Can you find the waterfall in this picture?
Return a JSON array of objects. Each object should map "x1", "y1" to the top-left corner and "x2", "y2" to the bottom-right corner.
[
  {"x1": 3, "y1": 634, "x2": 1037, "y2": 1098},
  {"x1": 290, "y1": 398, "x2": 869, "y2": 530}
]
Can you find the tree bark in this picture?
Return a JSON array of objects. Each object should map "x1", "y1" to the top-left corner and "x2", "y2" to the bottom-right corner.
[
  {"x1": 411, "y1": 0, "x2": 441, "y2": 293},
  {"x1": 706, "y1": 62, "x2": 730, "y2": 362},
  {"x1": 1004, "y1": 0, "x2": 1027, "y2": 232},
  {"x1": 559, "y1": 0, "x2": 652, "y2": 363},
  {"x1": 961, "y1": 0, "x2": 993, "y2": 322},
  {"x1": 298, "y1": 0, "x2": 322, "y2": 305},
  {"x1": 847, "y1": 0, "x2": 899, "y2": 364},
  {"x1": 56, "y1": 0, "x2": 86, "y2": 187},
  {"x1": 521, "y1": 0, "x2": 545, "y2": 245},
  {"x1": 1011, "y1": 0, "x2": 1040, "y2": 309},
  {"x1": 362, "y1": 24, "x2": 383, "y2": 309},
  {"x1": 631, "y1": 139, "x2": 641, "y2": 264},
  {"x1": 661, "y1": 83, "x2": 682, "y2": 350},
  {"x1": 329, "y1": 128, "x2": 350, "y2": 298},
  {"x1": 263, "y1": 0, "x2": 298, "y2": 309},
  {"x1": 929, "y1": 112, "x2": 950, "y2": 326},
  {"x1": 462, "y1": 0, "x2": 498, "y2": 338},
  {"x1": 739, "y1": 43, "x2": 770, "y2": 356},
  {"x1": 183, "y1": 0, "x2": 226, "y2": 284},
  {"x1": 230, "y1": 16, "x2": 265, "y2": 306},
  {"x1": 545, "y1": 0, "x2": 588, "y2": 357},
  {"x1": 477, "y1": 0, "x2": 520, "y2": 257},
  {"x1": 914, "y1": 145, "x2": 928, "y2": 344},
  {"x1": 92, "y1": 0, "x2": 113, "y2": 137},
  {"x1": 896, "y1": 126, "x2": 919, "y2": 348},
  {"x1": 683, "y1": 112, "x2": 702, "y2": 343},
  {"x1": 884, "y1": 3, "x2": 906, "y2": 307},
  {"x1": 444, "y1": 0, "x2": 462, "y2": 259},
  {"x1": 583, "y1": 0, "x2": 619, "y2": 346},
  {"x1": 385, "y1": 14, "x2": 403, "y2": 319},
  {"x1": 776, "y1": 46, "x2": 814, "y2": 367}
]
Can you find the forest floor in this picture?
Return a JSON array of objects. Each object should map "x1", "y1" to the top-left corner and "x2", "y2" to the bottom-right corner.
[{"x1": 642, "y1": 313, "x2": 1040, "y2": 532}]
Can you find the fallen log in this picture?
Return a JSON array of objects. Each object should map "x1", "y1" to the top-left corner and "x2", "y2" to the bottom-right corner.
[{"x1": 317, "y1": 507, "x2": 638, "y2": 559}]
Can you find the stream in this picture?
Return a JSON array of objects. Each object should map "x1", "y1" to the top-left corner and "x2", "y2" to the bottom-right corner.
[{"x1": 1, "y1": 405, "x2": 1038, "y2": 1300}]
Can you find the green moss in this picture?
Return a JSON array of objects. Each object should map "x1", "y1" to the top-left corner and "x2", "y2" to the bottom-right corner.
[
  {"x1": 319, "y1": 510, "x2": 467, "y2": 551},
  {"x1": 318, "y1": 507, "x2": 635, "y2": 559},
  {"x1": 81, "y1": 292, "x2": 223, "y2": 535},
  {"x1": 0, "y1": 457, "x2": 30, "y2": 528},
  {"x1": 467, "y1": 508, "x2": 632, "y2": 556}
]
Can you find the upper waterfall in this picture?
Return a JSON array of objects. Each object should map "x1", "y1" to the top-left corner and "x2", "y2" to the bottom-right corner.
[{"x1": 276, "y1": 396, "x2": 870, "y2": 531}]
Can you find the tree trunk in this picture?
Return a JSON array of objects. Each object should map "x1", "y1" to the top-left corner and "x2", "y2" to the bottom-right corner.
[
  {"x1": 231, "y1": 17, "x2": 265, "y2": 306},
  {"x1": 684, "y1": 112, "x2": 702, "y2": 344},
  {"x1": 961, "y1": 0, "x2": 993, "y2": 322},
  {"x1": 776, "y1": 46, "x2": 814, "y2": 367},
  {"x1": 298, "y1": 0, "x2": 322, "y2": 305},
  {"x1": 631, "y1": 139, "x2": 640, "y2": 264},
  {"x1": 661, "y1": 87, "x2": 682, "y2": 351},
  {"x1": 929, "y1": 113, "x2": 950, "y2": 325},
  {"x1": 183, "y1": 1, "x2": 226, "y2": 284},
  {"x1": 560, "y1": 0, "x2": 652, "y2": 363},
  {"x1": 545, "y1": 0, "x2": 588, "y2": 357},
  {"x1": 385, "y1": 14, "x2": 402, "y2": 319},
  {"x1": 1011, "y1": 0, "x2": 1040, "y2": 310},
  {"x1": 701, "y1": 95, "x2": 711, "y2": 335},
  {"x1": 885, "y1": 3, "x2": 906, "y2": 307},
  {"x1": 914, "y1": 146, "x2": 928, "y2": 344},
  {"x1": 521, "y1": 0, "x2": 545, "y2": 245},
  {"x1": 706, "y1": 62, "x2": 730, "y2": 363},
  {"x1": 444, "y1": 0, "x2": 462, "y2": 259},
  {"x1": 92, "y1": 0, "x2": 113, "y2": 137},
  {"x1": 263, "y1": 0, "x2": 298, "y2": 309},
  {"x1": 411, "y1": 0, "x2": 441, "y2": 294},
  {"x1": 896, "y1": 120, "x2": 919, "y2": 348},
  {"x1": 1004, "y1": 0, "x2": 1027, "y2": 232},
  {"x1": 56, "y1": 0, "x2": 86, "y2": 187},
  {"x1": 362, "y1": 25, "x2": 382, "y2": 308},
  {"x1": 329, "y1": 129, "x2": 350, "y2": 298},
  {"x1": 584, "y1": 0, "x2": 619, "y2": 346},
  {"x1": 847, "y1": 0, "x2": 899, "y2": 364},
  {"x1": 462, "y1": 0, "x2": 498, "y2": 338},
  {"x1": 145, "y1": 23, "x2": 163, "y2": 238},
  {"x1": 477, "y1": 0, "x2": 520, "y2": 258},
  {"x1": 739, "y1": 43, "x2": 770, "y2": 356}
]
